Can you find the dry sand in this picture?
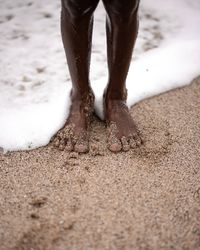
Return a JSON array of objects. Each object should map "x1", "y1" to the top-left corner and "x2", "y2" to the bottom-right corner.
[{"x1": 0, "y1": 77, "x2": 200, "y2": 250}]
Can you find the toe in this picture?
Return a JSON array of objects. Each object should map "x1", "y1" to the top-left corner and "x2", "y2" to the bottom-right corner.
[
  {"x1": 65, "y1": 139, "x2": 73, "y2": 151},
  {"x1": 74, "y1": 140, "x2": 89, "y2": 153},
  {"x1": 121, "y1": 136, "x2": 130, "y2": 152},
  {"x1": 108, "y1": 138, "x2": 122, "y2": 152},
  {"x1": 73, "y1": 131, "x2": 89, "y2": 153},
  {"x1": 53, "y1": 138, "x2": 60, "y2": 147},
  {"x1": 130, "y1": 137, "x2": 137, "y2": 148},
  {"x1": 107, "y1": 122, "x2": 122, "y2": 152},
  {"x1": 108, "y1": 142, "x2": 122, "y2": 152},
  {"x1": 130, "y1": 133, "x2": 142, "y2": 148},
  {"x1": 134, "y1": 134, "x2": 142, "y2": 146},
  {"x1": 58, "y1": 140, "x2": 66, "y2": 151}
]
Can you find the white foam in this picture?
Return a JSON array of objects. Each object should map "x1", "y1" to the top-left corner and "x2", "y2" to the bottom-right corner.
[{"x1": 0, "y1": 0, "x2": 200, "y2": 151}]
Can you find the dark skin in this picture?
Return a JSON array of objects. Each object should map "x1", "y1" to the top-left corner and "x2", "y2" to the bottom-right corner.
[{"x1": 53, "y1": 0, "x2": 142, "y2": 153}]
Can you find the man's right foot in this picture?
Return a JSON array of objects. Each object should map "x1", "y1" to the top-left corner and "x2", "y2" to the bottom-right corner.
[{"x1": 52, "y1": 90, "x2": 94, "y2": 153}]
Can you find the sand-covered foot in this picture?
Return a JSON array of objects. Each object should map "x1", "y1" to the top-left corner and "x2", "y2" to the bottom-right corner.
[
  {"x1": 105, "y1": 100, "x2": 142, "y2": 152},
  {"x1": 52, "y1": 91, "x2": 94, "y2": 153}
]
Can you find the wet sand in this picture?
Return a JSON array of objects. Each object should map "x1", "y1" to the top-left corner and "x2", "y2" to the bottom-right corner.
[{"x1": 0, "y1": 77, "x2": 200, "y2": 250}]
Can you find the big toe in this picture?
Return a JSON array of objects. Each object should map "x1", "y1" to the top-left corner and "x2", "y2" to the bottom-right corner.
[
  {"x1": 74, "y1": 142, "x2": 89, "y2": 153},
  {"x1": 74, "y1": 136, "x2": 89, "y2": 153},
  {"x1": 108, "y1": 138, "x2": 122, "y2": 152}
]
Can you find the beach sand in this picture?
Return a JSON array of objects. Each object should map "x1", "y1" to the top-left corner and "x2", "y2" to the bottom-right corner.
[{"x1": 0, "y1": 77, "x2": 200, "y2": 250}]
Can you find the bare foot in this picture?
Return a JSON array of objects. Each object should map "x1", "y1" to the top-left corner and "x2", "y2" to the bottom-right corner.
[
  {"x1": 105, "y1": 99, "x2": 142, "y2": 152},
  {"x1": 52, "y1": 91, "x2": 94, "y2": 153}
]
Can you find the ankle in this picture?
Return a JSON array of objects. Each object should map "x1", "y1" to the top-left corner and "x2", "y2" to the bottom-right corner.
[
  {"x1": 104, "y1": 87, "x2": 127, "y2": 102},
  {"x1": 71, "y1": 87, "x2": 94, "y2": 102}
]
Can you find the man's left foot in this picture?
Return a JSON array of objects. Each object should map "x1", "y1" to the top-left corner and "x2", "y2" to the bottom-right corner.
[{"x1": 105, "y1": 99, "x2": 142, "y2": 152}]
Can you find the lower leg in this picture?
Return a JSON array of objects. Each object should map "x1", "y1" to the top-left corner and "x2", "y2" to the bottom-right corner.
[
  {"x1": 103, "y1": 0, "x2": 142, "y2": 152},
  {"x1": 61, "y1": 0, "x2": 99, "y2": 99},
  {"x1": 53, "y1": 0, "x2": 99, "y2": 153},
  {"x1": 103, "y1": 0, "x2": 139, "y2": 100}
]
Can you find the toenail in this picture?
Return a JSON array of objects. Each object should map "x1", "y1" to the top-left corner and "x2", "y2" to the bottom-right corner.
[{"x1": 108, "y1": 143, "x2": 122, "y2": 153}]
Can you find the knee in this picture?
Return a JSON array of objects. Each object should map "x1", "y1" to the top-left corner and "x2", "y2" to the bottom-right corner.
[
  {"x1": 61, "y1": 0, "x2": 97, "y2": 22},
  {"x1": 106, "y1": 0, "x2": 139, "y2": 23}
]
